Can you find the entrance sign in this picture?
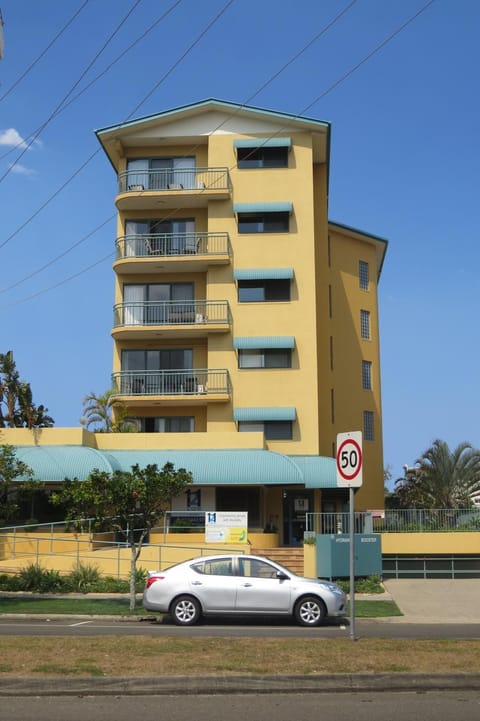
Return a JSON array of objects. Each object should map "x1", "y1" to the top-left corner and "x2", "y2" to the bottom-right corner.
[
  {"x1": 336, "y1": 431, "x2": 363, "y2": 488},
  {"x1": 205, "y1": 511, "x2": 248, "y2": 543}
]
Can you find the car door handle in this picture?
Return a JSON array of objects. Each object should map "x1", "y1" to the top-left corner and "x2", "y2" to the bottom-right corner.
[
  {"x1": 241, "y1": 582, "x2": 253, "y2": 587},
  {"x1": 191, "y1": 581, "x2": 203, "y2": 586}
]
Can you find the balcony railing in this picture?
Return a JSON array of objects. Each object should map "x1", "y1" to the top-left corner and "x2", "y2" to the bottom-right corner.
[
  {"x1": 117, "y1": 167, "x2": 231, "y2": 194},
  {"x1": 113, "y1": 300, "x2": 230, "y2": 328},
  {"x1": 115, "y1": 232, "x2": 231, "y2": 260},
  {"x1": 112, "y1": 369, "x2": 230, "y2": 397},
  {"x1": 306, "y1": 509, "x2": 480, "y2": 535}
]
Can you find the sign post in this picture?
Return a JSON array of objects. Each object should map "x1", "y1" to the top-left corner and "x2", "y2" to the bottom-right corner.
[{"x1": 336, "y1": 431, "x2": 363, "y2": 641}]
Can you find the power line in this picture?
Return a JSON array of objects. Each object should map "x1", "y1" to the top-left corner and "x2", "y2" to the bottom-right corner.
[
  {"x1": 0, "y1": 0, "x2": 184, "y2": 162},
  {"x1": 0, "y1": 1, "x2": 90, "y2": 103},
  {"x1": 0, "y1": 0, "x2": 236, "y2": 286},
  {"x1": 0, "y1": 0, "x2": 143, "y2": 184},
  {"x1": 0, "y1": 0, "x2": 348, "y2": 284},
  {"x1": 0, "y1": 215, "x2": 116, "y2": 294},
  {"x1": 0, "y1": 0, "x2": 435, "y2": 307}
]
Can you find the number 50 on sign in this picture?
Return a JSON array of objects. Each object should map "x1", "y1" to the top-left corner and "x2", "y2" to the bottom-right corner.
[{"x1": 336, "y1": 431, "x2": 363, "y2": 488}]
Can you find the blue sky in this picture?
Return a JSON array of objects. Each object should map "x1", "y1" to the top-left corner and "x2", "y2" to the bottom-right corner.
[{"x1": 0, "y1": 0, "x2": 479, "y2": 483}]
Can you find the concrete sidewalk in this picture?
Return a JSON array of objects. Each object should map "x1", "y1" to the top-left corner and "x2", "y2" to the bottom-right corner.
[{"x1": 382, "y1": 579, "x2": 480, "y2": 624}]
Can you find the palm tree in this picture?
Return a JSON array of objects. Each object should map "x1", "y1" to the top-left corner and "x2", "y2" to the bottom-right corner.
[
  {"x1": 394, "y1": 440, "x2": 480, "y2": 509},
  {"x1": 0, "y1": 352, "x2": 54, "y2": 428},
  {"x1": 80, "y1": 389, "x2": 136, "y2": 432}
]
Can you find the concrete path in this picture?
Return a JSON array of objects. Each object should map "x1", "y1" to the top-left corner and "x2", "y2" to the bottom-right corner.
[{"x1": 383, "y1": 579, "x2": 480, "y2": 624}]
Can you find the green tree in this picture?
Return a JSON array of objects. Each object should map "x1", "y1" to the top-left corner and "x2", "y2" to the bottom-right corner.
[
  {"x1": 0, "y1": 445, "x2": 36, "y2": 523},
  {"x1": 80, "y1": 389, "x2": 136, "y2": 432},
  {"x1": 50, "y1": 463, "x2": 192, "y2": 608},
  {"x1": 0, "y1": 351, "x2": 54, "y2": 428},
  {"x1": 392, "y1": 439, "x2": 480, "y2": 509}
]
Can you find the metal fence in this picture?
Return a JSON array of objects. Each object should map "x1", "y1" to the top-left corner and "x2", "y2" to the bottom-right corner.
[
  {"x1": 116, "y1": 232, "x2": 231, "y2": 259},
  {"x1": 306, "y1": 508, "x2": 480, "y2": 534},
  {"x1": 111, "y1": 368, "x2": 230, "y2": 396},
  {"x1": 113, "y1": 300, "x2": 230, "y2": 328},
  {"x1": 118, "y1": 167, "x2": 231, "y2": 194}
]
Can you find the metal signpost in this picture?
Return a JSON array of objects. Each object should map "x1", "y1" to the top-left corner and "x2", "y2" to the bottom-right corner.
[{"x1": 336, "y1": 431, "x2": 363, "y2": 641}]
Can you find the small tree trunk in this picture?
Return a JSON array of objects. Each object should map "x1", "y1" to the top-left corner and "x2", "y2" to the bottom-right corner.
[{"x1": 129, "y1": 536, "x2": 137, "y2": 611}]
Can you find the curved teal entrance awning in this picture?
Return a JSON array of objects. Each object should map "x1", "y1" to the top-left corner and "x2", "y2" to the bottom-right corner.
[{"x1": 14, "y1": 446, "x2": 338, "y2": 489}]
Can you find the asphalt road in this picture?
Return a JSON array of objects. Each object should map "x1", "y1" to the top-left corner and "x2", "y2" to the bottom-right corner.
[
  {"x1": 0, "y1": 616, "x2": 479, "y2": 639},
  {"x1": 1, "y1": 690, "x2": 480, "y2": 721}
]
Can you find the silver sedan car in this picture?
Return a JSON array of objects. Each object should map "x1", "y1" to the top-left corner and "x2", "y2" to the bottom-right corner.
[{"x1": 143, "y1": 553, "x2": 346, "y2": 626}]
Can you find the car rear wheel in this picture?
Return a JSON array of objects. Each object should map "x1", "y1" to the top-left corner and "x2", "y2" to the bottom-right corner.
[
  {"x1": 294, "y1": 596, "x2": 326, "y2": 627},
  {"x1": 170, "y1": 595, "x2": 201, "y2": 626}
]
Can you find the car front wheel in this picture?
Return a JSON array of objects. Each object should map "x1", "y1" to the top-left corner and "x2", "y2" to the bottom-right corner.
[
  {"x1": 294, "y1": 596, "x2": 326, "y2": 627},
  {"x1": 170, "y1": 595, "x2": 201, "y2": 626}
]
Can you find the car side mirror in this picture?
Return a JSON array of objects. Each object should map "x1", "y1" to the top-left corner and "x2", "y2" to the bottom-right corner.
[{"x1": 276, "y1": 571, "x2": 289, "y2": 580}]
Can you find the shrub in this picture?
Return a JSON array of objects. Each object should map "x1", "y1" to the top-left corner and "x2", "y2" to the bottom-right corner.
[
  {"x1": 66, "y1": 563, "x2": 101, "y2": 593},
  {"x1": 18, "y1": 564, "x2": 65, "y2": 592}
]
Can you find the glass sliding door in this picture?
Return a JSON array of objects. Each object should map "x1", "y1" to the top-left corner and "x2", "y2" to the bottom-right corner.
[{"x1": 123, "y1": 285, "x2": 145, "y2": 325}]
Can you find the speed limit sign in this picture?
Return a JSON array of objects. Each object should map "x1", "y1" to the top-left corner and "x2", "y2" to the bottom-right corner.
[{"x1": 336, "y1": 431, "x2": 363, "y2": 487}]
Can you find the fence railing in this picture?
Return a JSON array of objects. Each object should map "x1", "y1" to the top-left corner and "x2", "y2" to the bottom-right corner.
[
  {"x1": 116, "y1": 232, "x2": 231, "y2": 259},
  {"x1": 113, "y1": 300, "x2": 231, "y2": 328},
  {"x1": 118, "y1": 167, "x2": 231, "y2": 194},
  {"x1": 111, "y1": 368, "x2": 230, "y2": 397},
  {"x1": 306, "y1": 509, "x2": 480, "y2": 534}
]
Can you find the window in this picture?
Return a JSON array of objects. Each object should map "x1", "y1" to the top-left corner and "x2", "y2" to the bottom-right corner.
[
  {"x1": 237, "y1": 146, "x2": 288, "y2": 169},
  {"x1": 362, "y1": 360, "x2": 372, "y2": 390},
  {"x1": 237, "y1": 211, "x2": 289, "y2": 234},
  {"x1": 216, "y1": 486, "x2": 260, "y2": 526},
  {"x1": 192, "y1": 559, "x2": 233, "y2": 576},
  {"x1": 121, "y1": 348, "x2": 194, "y2": 394},
  {"x1": 126, "y1": 156, "x2": 195, "y2": 190},
  {"x1": 238, "y1": 558, "x2": 279, "y2": 579},
  {"x1": 360, "y1": 309, "x2": 371, "y2": 339},
  {"x1": 238, "y1": 348, "x2": 291, "y2": 368},
  {"x1": 238, "y1": 420, "x2": 293, "y2": 440},
  {"x1": 359, "y1": 261, "x2": 369, "y2": 290},
  {"x1": 364, "y1": 410, "x2": 374, "y2": 441},
  {"x1": 129, "y1": 417, "x2": 194, "y2": 433},
  {"x1": 238, "y1": 279, "x2": 290, "y2": 302},
  {"x1": 123, "y1": 282, "x2": 194, "y2": 325},
  {"x1": 125, "y1": 218, "x2": 196, "y2": 256}
]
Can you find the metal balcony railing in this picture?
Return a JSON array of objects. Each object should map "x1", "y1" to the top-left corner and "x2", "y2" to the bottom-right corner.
[
  {"x1": 305, "y1": 509, "x2": 480, "y2": 535},
  {"x1": 115, "y1": 232, "x2": 231, "y2": 260},
  {"x1": 112, "y1": 369, "x2": 230, "y2": 397},
  {"x1": 117, "y1": 167, "x2": 231, "y2": 194},
  {"x1": 113, "y1": 300, "x2": 230, "y2": 328}
]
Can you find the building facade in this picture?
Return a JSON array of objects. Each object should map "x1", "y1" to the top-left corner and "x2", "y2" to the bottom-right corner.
[{"x1": 7, "y1": 99, "x2": 387, "y2": 546}]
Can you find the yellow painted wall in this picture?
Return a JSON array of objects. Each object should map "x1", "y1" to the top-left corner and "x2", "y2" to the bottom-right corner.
[
  {"x1": 317, "y1": 225, "x2": 384, "y2": 509},
  {"x1": 381, "y1": 532, "x2": 480, "y2": 555}
]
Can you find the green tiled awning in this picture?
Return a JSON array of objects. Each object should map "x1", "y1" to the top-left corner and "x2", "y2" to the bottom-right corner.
[
  {"x1": 233, "y1": 268, "x2": 294, "y2": 281},
  {"x1": 234, "y1": 137, "x2": 291, "y2": 149},
  {"x1": 233, "y1": 407, "x2": 296, "y2": 422},
  {"x1": 233, "y1": 202, "x2": 293, "y2": 214},
  {"x1": 234, "y1": 336, "x2": 295, "y2": 349}
]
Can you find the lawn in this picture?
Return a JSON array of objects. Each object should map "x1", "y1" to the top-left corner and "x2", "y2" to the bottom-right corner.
[{"x1": 0, "y1": 597, "x2": 401, "y2": 617}]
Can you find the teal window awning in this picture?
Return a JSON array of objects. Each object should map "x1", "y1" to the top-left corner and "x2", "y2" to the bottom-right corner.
[
  {"x1": 234, "y1": 268, "x2": 294, "y2": 281},
  {"x1": 233, "y1": 202, "x2": 293, "y2": 214},
  {"x1": 234, "y1": 336, "x2": 295, "y2": 350},
  {"x1": 234, "y1": 407, "x2": 296, "y2": 422},
  {"x1": 234, "y1": 137, "x2": 291, "y2": 149}
]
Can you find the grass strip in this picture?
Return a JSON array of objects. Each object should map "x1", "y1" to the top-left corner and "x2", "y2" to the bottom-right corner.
[
  {"x1": 1, "y1": 637, "x2": 479, "y2": 677},
  {"x1": 0, "y1": 598, "x2": 401, "y2": 618}
]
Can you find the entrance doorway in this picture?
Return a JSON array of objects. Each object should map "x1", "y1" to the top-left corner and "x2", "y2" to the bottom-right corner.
[{"x1": 282, "y1": 490, "x2": 313, "y2": 546}]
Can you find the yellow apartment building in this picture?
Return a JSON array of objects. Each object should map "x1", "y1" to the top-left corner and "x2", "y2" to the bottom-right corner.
[{"x1": 5, "y1": 99, "x2": 387, "y2": 546}]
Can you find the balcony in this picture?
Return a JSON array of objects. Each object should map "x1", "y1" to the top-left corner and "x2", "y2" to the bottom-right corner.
[
  {"x1": 114, "y1": 232, "x2": 231, "y2": 274},
  {"x1": 111, "y1": 369, "x2": 230, "y2": 406},
  {"x1": 112, "y1": 300, "x2": 231, "y2": 340},
  {"x1": 116, "y1": 167, "x2": 231, "y2": 210}
]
